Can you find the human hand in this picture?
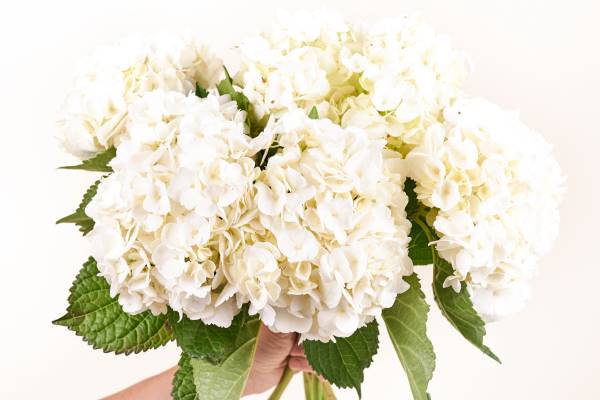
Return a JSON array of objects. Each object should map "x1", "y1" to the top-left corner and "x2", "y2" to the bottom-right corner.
[
  {"x1": 244, "y1": 324, "x2": 312, "y2": 395},
  {"x1": 102, "y1": 324, "x2": 311, "y2": 399}
]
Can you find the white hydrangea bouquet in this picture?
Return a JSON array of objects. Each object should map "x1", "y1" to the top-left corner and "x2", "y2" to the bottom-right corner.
[{"x1": 53, "y1": 10, "x2": 563, "y2": 400}]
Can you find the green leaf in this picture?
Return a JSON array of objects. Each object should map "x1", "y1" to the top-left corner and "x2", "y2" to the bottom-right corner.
[
  {"x1": 173, "y1": 353, "x2": 199, "y2": 400},
  {"x1": 253, "y1": 113, "x2": 270, "y2": 136},
  {"x1": 56, "y1": 179, "x2": 100, "y2": 235},
  {"x1": 53, "y1": 257, "x2": 173, "y2": 354},
  {"x1": 304, "y1": 321, "x2": 379, "y2": 397},
  {"x1": 431, "y1": 242, "x2": 501, "y2": 363},
  {"x1": 382, "y1": 273, "x2": 435, "y2": 400},
  {"x1": 404, "y1": 178, "x2": 432, "y2": 266},
  {"x1": 218, "y1": 67, "x2": 250, "y2": 113},
  {"x1": 189, "y1": 312, "x2": 260, "y2": 400},
  {"x1": 405, "y1": 178, "x2": 435, "y2": 265},
  {"x1": 404, "y1": 177, "x2": 499, "y2": 363},
  {"x1": 408, "y1": 222, "x2": 433, "y2": 266},
  {"x1": 411, "y1": 217, "x2": 501, "y2": 363},
  {"x1": 304, "y1": 372, "x2": 337, "y2": 400},
  {"x1": 404, "y1": 178, "x2": 421, "y2": 216},
  {"x1": 60, "y1": 147, "x2": 116, "y2": 172},
  {"x1": 308, "y1": 106, "x2": 319, "y2": 120},
  {"x1": 195, "y1": 83, "x2": 209, "y2": 99},
  {"x1": 217, "y1": 67, "x2": 270, "y2": 138},
  {"x1": 256, "y1": 144, "x2": 281, "y2": 170},
  {"x1": 168, "y1": 306, "x2": 249, "y2": 364}
]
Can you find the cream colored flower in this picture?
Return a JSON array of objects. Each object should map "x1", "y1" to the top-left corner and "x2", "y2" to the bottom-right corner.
[
  {"x1": 235, "y1": 11, "x2": 469, "y2": 141},
  {"x1": 59, "y1": 33, "x2": 223, "y2": 158},
  {"x1": 86, "y1": 89, "x2": 267, "y2": 325},
  {"x1": 406, "y1": 97, "x2": 563, "y2": 320},
  {"x1": 222, "y1": 242, "x2": 282, "y2": 317},
  {"x1": 253, "y1": 112, "x2": 413, "y2": 341}
]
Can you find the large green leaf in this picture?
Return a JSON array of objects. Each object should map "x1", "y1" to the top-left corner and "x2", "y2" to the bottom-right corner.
[
  {"x1": 382, "y1": 273, "x2": 435, "y2": 400},
  {"x1": 172, "y1": 353, "x2": 199, "y2": 400},
  {"x1": 190, "y1": 312, "x2": 260, "y2": 400},
  {"x1": 168, "y1": 306, "x2": 249, "y2": 364},
  {"x1": 60, "y1": 147, "x2": 116, "y2": 172},
  {"x1": 404, "y1": 178, "x2": 499, "y2": 363},
  {"x1": 304, "y1": 321, "x2": 379, "y2": 397},
  {"x1": 304, "y1": 372, "x2": 337, "y2": 400},
  {"x1": 411, "y1": 217, "x2": 500, "y2": 363},
  {"x1": 431, "y1": 243, "x2": 501, "y2": 363},
  {"x1": 53, "y1": 258, "x2": 173, "y2": 354},
  {"x1": 56, "y1": 179, "x2": 100, "y2": 235}
]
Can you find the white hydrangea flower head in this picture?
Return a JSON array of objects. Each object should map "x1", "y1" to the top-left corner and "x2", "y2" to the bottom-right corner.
[
  {"x1": 245, "y1": 109, "x2": 413, "y2": 341},
  {"x1": 59, "y1": 33, "x2": 223, "y2": 159},
  {"x1": 235, "y1": 10, "x2": 469, "y2": 140},
  {"x1": 86, "y1": 89, "x2": 269, "y2": 327},
  {"x1": 405, "y1": 97, "x2": 564, "y2": 321}
]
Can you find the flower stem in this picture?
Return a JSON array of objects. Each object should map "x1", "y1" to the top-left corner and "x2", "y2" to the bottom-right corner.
[{"x1": 268, "y1": 366, "x2": 294, "y2": 400}]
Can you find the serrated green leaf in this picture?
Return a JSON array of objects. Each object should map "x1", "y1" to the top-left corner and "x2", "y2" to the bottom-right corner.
[
  {"x1": 56, "y1": 179, "x2": 100, "y2": 235},
  {"x1": 304, "y1": 321, "x2": 379, "y2": 398},
  {"x1": 308, "y1": 106, "x2": 319, "y2": 120},
  {"x1": 53, "y1": 257, "x2": 173, "y2": 354},
  {"x1": 411, "y1": 217, "x2": 501, "y2": 363},
  {"x1": 431, "y1": 242, "x2": 501, "y2": 363},
  {"x1": 60, "y1": 147, "x2": 116, "y2": 172},
  {"x1": 404, "y1": 178, "x2": 499, "y2": 363},
  {"x1": 195, "y1": 83, "x2": 209, "y2": 98},
  {"x1": 189, "y1": 312, "x2": 260, "y2": 400},
  {"x1": 173, "y1": 353, "x2": 199, "y2": 400},
  {"x1": 382, "y1": 273, "x2": 435, "y2": 400},
  {"x1": 304, "y1": 372, "x2": 337, "y2": 400},
  {"x1": 168, "y1": 306, "x2": 249, "y2": 364}
]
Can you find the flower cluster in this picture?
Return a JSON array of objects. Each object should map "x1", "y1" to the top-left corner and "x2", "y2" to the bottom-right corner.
[
  {"x1": 405, "y1": 97, "x2": 563, "y2": 320},
  {"x1": 235, "y1": 10, "x2": 562, "y2": 322},
  {"x1": 235, "y1": 11, "x2": 469, "y2": 139},
  {"x1": 86, "y1": 89, "x2": 413, "y2": 340},
  {"x1": 86, "y1": 89, "x2": 264, "y2": 326},
  {"x1": 58, "y1": 33, "x2": 223, "y2": 159},
  {"x1": 59, "y1": 10, "x2": 563, "y2": 344},
  {"x1": 245, "y1": 111, "x2": 413, "y2": 340}
]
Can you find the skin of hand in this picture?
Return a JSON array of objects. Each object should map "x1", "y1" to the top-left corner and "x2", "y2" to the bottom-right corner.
[
  {"x1": 103, "y1": 324, "x2": 312, "y2": 399},
  {"x1": 244, "y1": 324, "x2": 312, "y2": 395}
]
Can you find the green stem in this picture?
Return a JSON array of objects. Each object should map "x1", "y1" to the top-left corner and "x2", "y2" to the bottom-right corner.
[
  {"x1": 303, "y1": 373, "x2": 337, "y2": 399},
  {"x1": 268, "y1": 366, "x2": 294, "y2": 400}
]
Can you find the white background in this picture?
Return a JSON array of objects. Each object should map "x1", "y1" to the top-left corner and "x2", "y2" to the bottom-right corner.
[{"x1": 1, "y1": 0, "x2": 599, "y2": 399}]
